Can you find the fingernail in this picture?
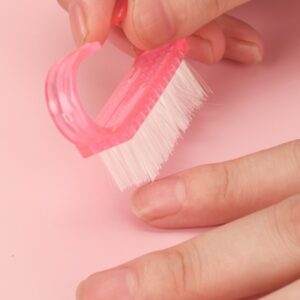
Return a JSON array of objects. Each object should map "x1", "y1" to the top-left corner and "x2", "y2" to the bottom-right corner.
[
  {"x1": 199, "y1": 38, "x2": 215, "y2": 64},
  {"x1": 226, "y1": 38, "x2": 264, "y2": 64},
  {"x1": 76, "y1": 268, "x2": 137, "y2": 300},
  {"x1": 133, "y1": 0, "x2": 176, "y2": 47},
  {"x1": 69, "y1": 2, "x2": 88, "y2": 46},
  {"x1": 132, "y1": 178, "x2": 186, "y2": 220},
  {"x1": 238, "y1": 42, "x2": 263, "y2": 63}
]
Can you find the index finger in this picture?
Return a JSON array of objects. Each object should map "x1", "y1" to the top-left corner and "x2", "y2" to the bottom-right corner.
[{"x1": 132, "y1": 140, "x2": 300, "y2": 228}]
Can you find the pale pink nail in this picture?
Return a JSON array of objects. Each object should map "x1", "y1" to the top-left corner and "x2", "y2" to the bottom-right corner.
[
  {"x1": 247, "y1": 44, "x2": 264, "y2": 63},
  {"x1": 198, "y1": 38, "x2": 214, "y2": 64},
  {"x1": 77, "y1": 268, "x2": 137, "y2": 300},
  {"x1": 69, "y1": 2, "x2": 88, "y2": 46},
  {"x1": 226, "y1": 38, "x2": 264, "y2": 64},
  {"x1": 132, "y1": 178, "x2": 186, "y2": 220},
  {"x1": 236, "y1": 42, "x2": 263, "y2": 63}
]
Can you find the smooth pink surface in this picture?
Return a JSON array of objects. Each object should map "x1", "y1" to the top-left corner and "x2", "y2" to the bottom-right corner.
[{"x1": 0, "y1": 0, "x2": 299, "y2": 299}]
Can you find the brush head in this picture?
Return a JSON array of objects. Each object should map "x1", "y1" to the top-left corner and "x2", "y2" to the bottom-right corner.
[
  {"x1": 100, "y1": 60, "x2": 207, "y2": 190},
  {"x1": 45, "y1": 39, "x2": 207, "y2": 190}
]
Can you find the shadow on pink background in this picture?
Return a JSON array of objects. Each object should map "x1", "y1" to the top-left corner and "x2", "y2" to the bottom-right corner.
[{"x1": 0, "y1": 0, "x2": 299, "y2": 299}]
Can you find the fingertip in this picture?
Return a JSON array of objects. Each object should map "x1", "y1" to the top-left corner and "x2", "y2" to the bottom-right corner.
[
  {"x1": 68, "y1": 0, "x2": 117, "y2": 46},
  {"x1": 189, "y1": 22, "x2": 226, "y2": 64},
  {"x1": 131, "y1": 178, "x2": 186, "y2": 222},
  {"x1": 78, "y1": 268, "x2": 137, "y2": 300},
  {"x1": 216, "y1": 15, "x2": 265, "y2": 64},
  {"x1": 69, "y1": 2, "x2": 88, "y2": 47},
  {"x1": 225, "y1": 38, "x2": 264, "y2": 64}
]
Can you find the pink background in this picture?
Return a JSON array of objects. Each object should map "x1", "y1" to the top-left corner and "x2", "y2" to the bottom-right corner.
[{"x1": 1, "y1": 0, "x2": 300, "y2": 299}]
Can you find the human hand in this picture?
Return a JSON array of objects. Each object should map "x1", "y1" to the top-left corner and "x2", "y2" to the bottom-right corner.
[
  {"x1": 58, "y1": 0, "x2": 264, "y2": 64},
  {"x1": 76, "y1": 140, "x2": 300, "y2": 299}
]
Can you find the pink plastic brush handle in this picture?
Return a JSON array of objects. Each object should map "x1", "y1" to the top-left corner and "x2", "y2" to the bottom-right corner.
[{"x1": 45, "y1": 39, "x2": 189, "y2": 157}]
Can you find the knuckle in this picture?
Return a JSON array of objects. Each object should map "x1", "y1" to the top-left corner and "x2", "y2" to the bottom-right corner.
[
  {"x1": 215, "y1": 162, "x2": 237, "y2": 209},
  {"x1": 138, "y1": 250, "x2": 186, "y2": 299},
  {"x1": 219, "y1": 163, "x2": 231, "y2": 201},
  {"x1": 165, "y1": 248, "x2": 189, "y2": 294},
  {"x1": 195, "y1": 162, "x2": 239, "y2": 222},
  {"x1": 284, "y1": 196, "x2": 300, "y2": 251},
  {"x1": 161, "y1": 243, "x2": 203, "y2": 297},
  {"x1": 290, "y1": 140, "x2": 300, "y2": 175},
  {"x1": 269, "y1": 196, "x2": 300, "y2": 258}
]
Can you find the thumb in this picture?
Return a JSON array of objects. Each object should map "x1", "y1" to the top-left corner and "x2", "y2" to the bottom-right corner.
[{"x1": 123, "y1": 0, "x2": 251, "y2": 49}]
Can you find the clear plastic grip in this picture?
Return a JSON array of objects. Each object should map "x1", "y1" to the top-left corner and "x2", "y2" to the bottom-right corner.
[{"x1": 45, "y1": 39, "x2": 190, "y2": 157}]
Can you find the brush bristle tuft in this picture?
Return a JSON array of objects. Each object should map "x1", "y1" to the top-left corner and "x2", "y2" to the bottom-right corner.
[{"x1": 99, "y1": 61, "x2": 207, "y2": 190}]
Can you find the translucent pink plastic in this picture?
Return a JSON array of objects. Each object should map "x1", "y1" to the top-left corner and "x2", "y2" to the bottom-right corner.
[{"x1": 45, "y1": 39, "x2": 189, "y2": 157}]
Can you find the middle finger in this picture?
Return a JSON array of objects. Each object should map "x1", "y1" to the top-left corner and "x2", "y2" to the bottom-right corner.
[{"x1": 78, "y1": 195, "x2": 300, "y2": 300}]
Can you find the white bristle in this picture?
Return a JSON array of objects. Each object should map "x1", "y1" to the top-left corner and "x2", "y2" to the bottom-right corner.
[{"x1": 99, "y1": 61, "x2": 207, "y2": 190}]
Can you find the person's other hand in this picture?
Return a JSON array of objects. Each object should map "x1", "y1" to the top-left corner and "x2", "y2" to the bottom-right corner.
[
  {"x1": 58, "y1": 0, "x2": 264, "y2": 64},
  {"x1": 76, "y1": 140, "x2": 300, "y2": 299}
]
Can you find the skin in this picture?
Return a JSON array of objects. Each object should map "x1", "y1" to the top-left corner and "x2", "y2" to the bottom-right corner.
[
  {"x1": 77, "y1": 141, "x2": 300, "y2": 300},
  {"x1": 58, "y1": 0, "x2": 264, "y2": 64},
  {"x1": 57, "y1": 0, "x2": 300, "y2": 299}
]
